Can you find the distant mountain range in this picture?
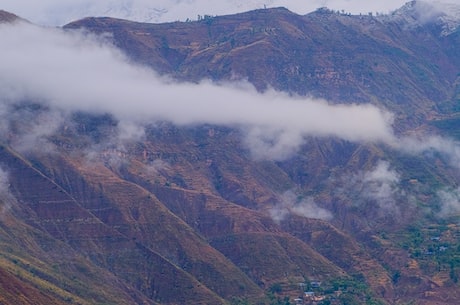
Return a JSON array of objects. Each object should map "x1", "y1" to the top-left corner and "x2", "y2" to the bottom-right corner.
[{"x1": 0, "y1": 1, "x2": 460, "y2": 304}]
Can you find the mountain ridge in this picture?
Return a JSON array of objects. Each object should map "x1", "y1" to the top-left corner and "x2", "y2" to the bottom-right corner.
[{"x1": 0, "y1": 10, "x2": 22, "y2": 23}]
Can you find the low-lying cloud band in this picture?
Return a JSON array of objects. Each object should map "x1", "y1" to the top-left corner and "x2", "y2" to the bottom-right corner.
[{"x1": 0, "y1": 21, "x2": 395, "y2": 159}]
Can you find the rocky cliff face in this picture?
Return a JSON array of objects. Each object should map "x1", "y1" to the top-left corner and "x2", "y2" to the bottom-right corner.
[{"x1": 1, "y1": 2, "x2": 460, "y2": 304}]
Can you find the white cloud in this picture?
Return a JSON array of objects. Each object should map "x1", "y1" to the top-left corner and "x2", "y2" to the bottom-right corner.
[
  {"x1": 8, "y1": 107, "x2": 65, "y2": 154},
  {"x1": 395, "y1": 135, "x2": 460, "y2": 169},
  {"x1": 146, "y1": 159, "x2": 170, "y2": 173},
  {"x1": 361, "y1": 161, "x2": 401, "y2": 212},
  {"x1": 0, "y1": 166, "x2": 15, "y2": 216},
  {"x1": 363, "y1": 161, "x2": 400, "y2": 185},
  {"x1": 0, "y1": 167, "x2": 10, "y2": 196},
  {"x1": 0, "y1": 0, "x2": 456, "y2": 26},
  {"x1": 1, "y1": 20, "x2": 459, "y2": 165},
  {"x1": 0, "y1": 21, "x2": 396, "y2": 160},
  {"x1": 437, "y1": 188, "x2": 460, "y2": 217},
  {"x1": 335, "y1": 160, "x2": 404, "y2": 216},
  {"x1": 270, "y1": 190, "x2": 333, "y2": 223}
]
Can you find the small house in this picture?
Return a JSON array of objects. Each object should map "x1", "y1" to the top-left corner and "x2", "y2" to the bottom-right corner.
[{"x1": 310, "y1": 281, "x2": 322, "y2": 288}]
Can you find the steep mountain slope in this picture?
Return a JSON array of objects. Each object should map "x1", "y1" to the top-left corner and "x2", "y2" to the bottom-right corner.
[
  {"x1": 0, "y1": 10, "x2": 21, "y2": 23},
  {"x1": 1, "y1": 1, "x2": 460, "y2": 304},
  {"x1": 65, "y1": 4, "x2": 460, "y2": 128}
]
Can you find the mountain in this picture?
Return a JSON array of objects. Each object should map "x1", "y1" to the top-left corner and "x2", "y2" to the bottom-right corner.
[
  {"x1": 0, "y1": 10, "x2": 22, "y2": 23},
  {"x1": 1, "y1": 1, "x2": 460, "y2": 304},
  {"x1": 64, "y1": 3, "x2": 460, "y2": 129}
]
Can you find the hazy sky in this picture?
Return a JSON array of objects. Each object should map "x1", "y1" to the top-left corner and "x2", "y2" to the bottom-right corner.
[{"x1": 0, "y1": 0, "x2": 456, "y2": 26}]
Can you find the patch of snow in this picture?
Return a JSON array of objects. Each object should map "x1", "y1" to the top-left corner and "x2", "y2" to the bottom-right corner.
[
  {"x1": 62, "y1": 0, "x2": 276, "y2": 24},
  {"x1": 434, "y1": 2, "x2": 460, "y2": 35},
  {"x1": 386, "y1": 1, "x2": 460, "y2": 36}
]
